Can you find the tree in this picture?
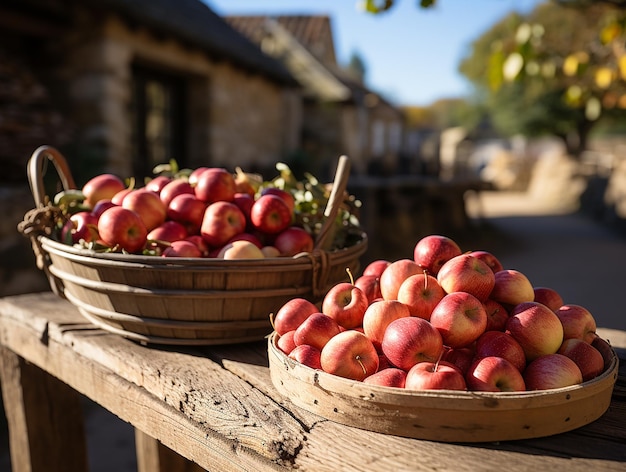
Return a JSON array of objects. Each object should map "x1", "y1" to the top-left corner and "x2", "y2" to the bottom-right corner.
[{"x1": 459, "y1": 2, "x2": 626, "y2": 157}]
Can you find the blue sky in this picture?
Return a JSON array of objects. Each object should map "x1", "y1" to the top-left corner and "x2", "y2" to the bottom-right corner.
[{"x1": 205, "y1": 0, "x2": 544, "y2": 106}]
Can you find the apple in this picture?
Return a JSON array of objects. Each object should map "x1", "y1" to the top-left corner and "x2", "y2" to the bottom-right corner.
[
  {"x1": 523, "y1": 353, "x2": 583, "y2": 390},
  {"x1": 261, "y1": 187, "x2": 296, "y2": 214},
  {"x1": 437, "y1": 254, "x2": 495, "y2": 302},
  {"x1": 362, "y1": 299, "x2": 411, "y2": 352},
  {"x1": 159, "y1": 178, "x2": 194, "y2": 207},
  {"x1": 555, "y1": 304, "x2": 597, "y2": 343},
  {"x1": 289, "y1": 344, "x2": 322, "y2": 370},
  {"x1": 506, "y1": 301, "x2": 564, "y2": 361},
  {"x1": 91, "y1": 199, "x2": 116, "y2": 219},
  {"x1": 533, "y1": 286, "x2": 564, "y2": 312},
  {"x1": 442, "y1": 346, "x2": 475, "y2": 376},
  {"x1": 465, "y1": 356, "x2": 526, "y2": 392},
  {"x1": 97, "y1": 206, "x2": 148, "y2": 253},
  {"x1": 194, "y1": 167, "x2": 237, "y2": 203},
  {"x1": 185, "y1": 235, "x2": 210, "y2": 257},
  {"x1": 413, "y1": 234, "x2": 462, "y2": 276},
  {"x1": 483, "y1": 298, "x2": 509, "y2": 332},
  {"x1": 558, "y1": 338, "x2": 604, "y2": 382},
  {"x1": 60, "y1": 211, "x2": 99, "y2": 244},
  {"x1": 122, "y1": 189, "x2": 167, "y2": 231},
  {"x1": 362, "y1": 259, "x2": 391, "y2": 278},
  {"x1": 474, "y1": 331, "x2": 526, "y2": 372},
  {"x1": 405, "y1": 360, "x2": 467, "y2": 391},
  {"x1": 468, "y1": 250, "x2": 504, "y2": 273},
  {"x1": 381, "y1": 316, "x2": 444, "y2": 371},
  {"x1": 276, "y1": 330, "x2": 297, "y2": 355},
  {"x1": 429, "y1": 292, "x2": 488, "y2": 349},
  {"x1": 188, "y1": 167, "x2": 210, "y2": 187},
  {"x1": 200, "y1": 201, "x2": 246, "y2": 247},
  {"x1": 111, "y1": 187, "x2": 133, "y2": 205},
  {"x1": 232, "y1": 192, "x2": 255, "y2": 225},
  {"x1": 377, "y1": 353, "x2": 393, "y2": 371},
  {"x1": 250, "y1": 194, "x2": 293, "y2": 234},
  {"x1": 379, "y1": 259, "x2": 423, "y2": 301},
  {"x1": 490, "y1": 269, "x2": 535, "y2": 307},
  {"x1": 272, "y1": 297, "x2": 320, "y2": 336},
  {"x1": 167, "y1": 193, "x2": 208, "y2": 233},
  {"x1": 320, "y1": 330, "x2": 379, "y2": 381},
  {"x1": 396, "y1": 273, "x2": 445, "y2": 320},
  {"x1": 354, "y1": 275, "x2": 382, "y2": 304},
  {"x1": 147, "y1": 220, "x2": 188, "y2": 243},
  {"x1": 261, "y1": 246, "x2": 281, "y2": 258},
  {"x1": 234, "y1": 169, "x2": 258, "y2": 197},
  {"x1": 321, "y1": 281, "x2": 369, "y2": 330},
  {"x1": 82, "y1": 173, "x2": 126, "y2": 208},
  {"x1": 363, "y1": 368, "x2": 407, "y2": 388},
  {"x1": 217, "y1": 240, "x2": 264, "y2": 259},
  {"x1": 226, "y1": 232, "x2": 263, "y2": 249},
  {"x1": 162, "y1": 240, "x2": 202, "y2": 258},
  {"x1": 274, "y1": 226, "x2": 314, "y2": 256},
  {"x1": 293, "y1": 312, "x2": 342, "y2": 350},
  {"x1": 145, "y1": 175, "x2": 171, "y2": 193}
]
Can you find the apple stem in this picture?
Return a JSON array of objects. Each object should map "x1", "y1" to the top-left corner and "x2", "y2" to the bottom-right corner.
[
  {"x1": 433, "y1": 349, "x2": 445, "y2": 372},
  {"x1": 346, "y1": 267, "x2": 355, "y2": 285},
  {"x1": 269, "y1": 313, "x2": 275, "y2": 330},
  {"x1": 355, "y1": 355, "x2": 367, "y2": 376}
]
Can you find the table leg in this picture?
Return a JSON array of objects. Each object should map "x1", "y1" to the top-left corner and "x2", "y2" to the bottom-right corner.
[
  {"x1": 0, "y1": 346, "x2": 89, "y2": 472},
  {"x1": 135, "y1": 429, "x2": 205, "y2": 472}
]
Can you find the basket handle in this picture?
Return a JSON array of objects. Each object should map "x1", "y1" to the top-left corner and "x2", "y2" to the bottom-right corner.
[
  {"x1": 28, "y1": 145, "x2": 76, "y2": 207},
  {"x1": 314, "y1": 155, "x2": 351, "y2": 251}
]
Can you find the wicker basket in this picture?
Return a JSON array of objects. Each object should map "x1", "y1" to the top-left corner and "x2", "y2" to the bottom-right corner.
[
  {"x1": 20, "y1": 146, "x2": 367, "y2": 345},
  {"x1": 268, "y1": 332, "x2": 619, "y2": 442}
]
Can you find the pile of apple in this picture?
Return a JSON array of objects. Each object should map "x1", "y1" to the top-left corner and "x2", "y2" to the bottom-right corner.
[
  {"x1": 54, "y1": 166, "x2": 336, "y2": 259},
  {"x1": 272, "y1": 235, "x2": 605, "y2": 392}
]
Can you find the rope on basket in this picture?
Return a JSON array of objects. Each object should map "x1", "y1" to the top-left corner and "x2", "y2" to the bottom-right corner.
[{"x1": 301, "y1": 249, "x2": 332, "y2": 300}]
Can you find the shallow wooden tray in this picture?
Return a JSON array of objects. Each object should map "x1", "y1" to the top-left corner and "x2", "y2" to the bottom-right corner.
[{"x1": 268, "y1": 332, "x2": 619, "y2": 443}]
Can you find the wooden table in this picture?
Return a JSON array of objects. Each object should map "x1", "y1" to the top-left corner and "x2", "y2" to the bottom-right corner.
[{"x1": 1, "y1": 292, "x2": 625, "y2": 472}]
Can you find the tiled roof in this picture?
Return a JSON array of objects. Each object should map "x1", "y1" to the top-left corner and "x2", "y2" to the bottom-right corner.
[{"x1": 89, "y1": 0, "x2": 297, "y2": 85}]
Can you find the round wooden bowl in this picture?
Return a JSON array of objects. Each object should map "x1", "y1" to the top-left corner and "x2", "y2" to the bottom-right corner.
[{"x1": 268, "y1": 332, "x2": 619, "y2": 442}]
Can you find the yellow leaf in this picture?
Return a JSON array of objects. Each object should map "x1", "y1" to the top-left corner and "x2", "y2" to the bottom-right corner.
[
  {"x1": 600, "y1": 23, "x2": 621, "y2": 45},
  {"x1": 563, "y1": 54, "x2": 579, "y2": 76},
  {"x1": 595, "y1": 68, "x2": 613, "y2": 89}
]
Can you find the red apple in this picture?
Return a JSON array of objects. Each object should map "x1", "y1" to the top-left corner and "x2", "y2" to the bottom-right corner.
[
  {"x1": 354, "y1": 275, "x2": 382, "y2": 304},
  {"x1": 320, "y1": 330, "x2": 379, "y2": 381},
  {"x1": 145, "y1": 175, "x2": 172, "y2": 193},
  {"x1": 167, "y1": 193, "x2": 208, "y2": 233},
  {"x1": 250, "y1": 194, "x2": 293, "y2": 235},
  {"x1": 232, "y1": 192, "x2": 255, "y2": 224},
  {"x1": 465, "y1": 356, "x2": 526, "y2": 392},
  {"x1": 276, "y1": 330, "x2": 297, "y2": 355},
  {"x1": 97, "y1": 206, "x2": 148, "y2": 253},
  {"x1": 111, "y1": 188, "x2": 133, "y2": 205},
  {"x1": 60, "y1": 211, "x2": 99, "y2": 244},
  {"x1": 226, "y1": 232, "x2": 263, "y2": 248},
  {"x1": 272, "y1": 298, "x2": 320, "y2": 336},
  {"x1": 321, "y1": 282, "x2": 369, "y2": 330},
  {"x1": 188, "y1": 167, "x2": 210, "y2": 187},
  {"x1": 483, "y1": 298, "x2": 509, "y2": 332},
  {"x1": 467, "y1": 250, "x2": 504, "y2": 273},
  {"x1": 429, "y1": 292, "x2": 488, "y2": 349},
  {"x1": 362, "y1": 300, "x2": 411, "y2": 352},
  {"x1": 261, "y1": 187, "x2": 295, "y2": 214},
  {"x1": 82, "y1": 173, "x2": 126, "y2": 208},
  {"x1": 474, "y1": 330, "x2": 526, "y2": 372},
  {"x1": 558, "y1": 338, "x2": 604, "y2": 382},
  {"x1": 396, "y1": 273, "x2": 445, "y2": 320},
  {"x1": 491, "y1": 270, "x2": 535, "y2": 306},
  {"x1": 162, "y1": 240, "x2": 202, "y2": 258},
  {"x1": 200, "y1": 201, "x2": 246, "y2": 247},
  {"x1": 555, "y1": 304, "x2": 598, "y2": 343},
  {"x1": 216, "y1": 240, "x2": 264, "y2": 259},
  {"x1": 91, "y1": 199, "x2": 117, "y2": 219},
  {"x1": 194, "y1": 168, "x2": 237, "y2": 203},
  {"x1": 122, "y1": 189, "x2": 167, "y2": 231},
  {"x1": 274, "y1": 226, "x2": 314, "y2": 256},
  {"x1": 159, "y1": 178, "x2": 194, "y2": 207},
  {"x1": 506, "y1": 301, "x2": 564, "y2": 361},
  {"x1": 147, "y1": 220, "x2": 188, "y2": 243},
  {"x1": 533, "y1": 286, "x2": 564, "y2": 312},
  {"x1": 293, "y1": 312, "x2": 342, "y2": 350},
  {"x1": 437, "y1": 254, "x2": 495, "y2": 301},
  {"x1": 413, "y1": 234, "x2": 462, "y2": 276},
  {"x1": 405, "y1": 360, "x2": 467, "y2": 391},
  {"x1": 442, "y1": 346, "x2": 475, "y2": 376},
  {"x1": 363, "y1": 368, "x2": 407, "y2": 388},
  {"x1": 289, "y1": 344, "x2": 322, "y2": 370},
  {"x1": 523, "y1": 353, "x2": 583, "y2": 390},
  {"x1": 362, "y1": 259, "x2": 391, "y2": 278},
  {"x1": 381, "y1": 317, "x2": 444, "y2": 371},
  {"x1": 185, "y1": 235, "x2": 210, "y2": 257},
  {"x1": 379, "y1": 259, "x2": 423, "y2": 301}
]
